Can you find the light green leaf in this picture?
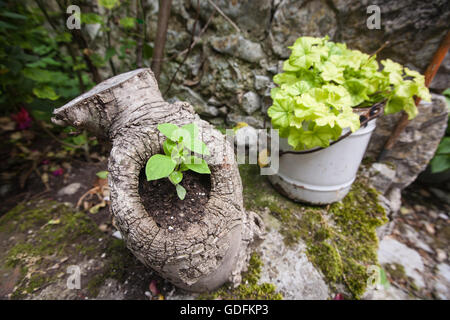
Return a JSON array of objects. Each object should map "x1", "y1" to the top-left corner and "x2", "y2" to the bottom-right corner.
[
  {"x1": 32, "y1": 86, "x2": 59, "y2": 100},
  {"x1": 96, "y1": 171, "x2": 109, "y2": 179},
  {"x1": 320, "y1": 61, "x2": 345, "y2": 84},
  {"x1": 184, "y1": 156, "x2": 211, "y2": 174},
  {"x1": 176, "y1": 184, "x2": 187, "y2": 200},
  {"x1": 98, "y1": 0, "x2": 119, "y2": 9},
  {"x1": 158, "y1": 123, "x2": 179, "y2": 141},
  {"x1": 145, "y1": 154, "x2": 176, "y2": 181},
  {"x1": 385, "y1": 96, "x2": 405, "y2": 115},
  {"x1": 119, "y1": 17, "x2": 136, "y2": 29},
  {"x1": 81, "y1": 13, "x2": 103, "y2": 24},
  {"x1": 163, "y1": 139, "x2": 177, "y2": 156},
  {"x1": 72, "y1": 134, "x2": 87, "y2": 145},
  {"x1": 267, "y1": 98, "x2": 295, "y2": 129},
  {"x1": 169, "y1": 171, "x2": 183, "y2": 185}
]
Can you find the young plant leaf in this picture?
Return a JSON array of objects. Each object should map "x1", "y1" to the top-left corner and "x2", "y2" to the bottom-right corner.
[
  {"x1": 145, "y1": 154, "x2": 176, "y2": 181},
  {"x1": 185, "y1": 156, "x2": 211, "y2": 174},
  {"x1": 169, "y1": 171, "x2": 183, "y2": 185},
  {"x1": 157, "y1": 123, "x2": 179, "y2": 141},
  {"x1": 96, "y1": 171, "x2": 109, "y2": 179},
  {"x1": 163, "y1": 139, "x2": 177, "y2": 156},
  {"x1": 176, "y1": 184, "x2": 186, "y2": 200}
]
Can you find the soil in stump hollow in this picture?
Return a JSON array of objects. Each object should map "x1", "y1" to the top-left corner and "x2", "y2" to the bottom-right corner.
[{"x1": 138, "y1": 169, "x2": 210, "y2": 231}]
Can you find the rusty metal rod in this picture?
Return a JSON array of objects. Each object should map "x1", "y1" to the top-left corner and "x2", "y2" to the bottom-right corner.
[{"x1": 377, "y1": 30, "x2": 450, "y2": 161}]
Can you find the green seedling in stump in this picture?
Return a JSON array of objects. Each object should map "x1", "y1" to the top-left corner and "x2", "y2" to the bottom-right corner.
[{"x1": 145, "y1": 123, "x2": 211, "y2": 200}]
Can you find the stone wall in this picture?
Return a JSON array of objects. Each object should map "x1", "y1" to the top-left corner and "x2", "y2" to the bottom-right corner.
[{"x1": 146, "y1": 0, "x2": 449, "y2": 129}]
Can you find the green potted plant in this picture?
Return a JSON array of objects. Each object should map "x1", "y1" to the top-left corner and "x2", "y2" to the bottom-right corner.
[{"x1": 267, "y1": 36, "x2": 431, "y2": 204}]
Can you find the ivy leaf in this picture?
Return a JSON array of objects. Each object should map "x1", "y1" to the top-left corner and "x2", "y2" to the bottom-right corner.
[
  {"x1": 176, "y1": 184, "x2": 187, "y2": 200},
  {"x1": 169, "y1": 171, "x2": 183, "y2": 185},
  {"x1": 145, "y1": 154, "x2": 176, "y2": 181},
  {"x1": 184, "y1": 156, "x2": 211, "y2": 174}
]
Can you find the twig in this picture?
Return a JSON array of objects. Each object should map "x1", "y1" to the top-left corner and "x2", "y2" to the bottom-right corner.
[
  {"x1": 37, "y1": 120, "x2": 81, "y2": 150},
  {"x1": 136, "y1": 0, "x2": 145, "y2": 68},
  {"x1": 151, "y1": 0, "x2": 173, "y2": 81},
  {"x1": 371, "y1": 41, "x2": 390, "y2": 57},
  {"x1": 206, "y1": 0, "x2": 240, "y2": 33}
]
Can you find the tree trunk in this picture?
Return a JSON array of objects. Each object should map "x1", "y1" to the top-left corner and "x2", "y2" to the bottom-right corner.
[{"x1": 51, "y1": 68, "x2": 264, "y2": 292}]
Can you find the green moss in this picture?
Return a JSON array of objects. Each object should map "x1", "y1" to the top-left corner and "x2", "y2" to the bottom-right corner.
[
  {"x1": 238, "y1": 164, "x2": 388, "y2": 299},
  {"x1": 0, "y1": 200, "x2": 105, "y2": 298},
  {"x1": 308, "y1": 243, "x2": 343, "y2": 283},
  {"x1": 198, "y1": 253, "x2": 283, "y2": 300}
]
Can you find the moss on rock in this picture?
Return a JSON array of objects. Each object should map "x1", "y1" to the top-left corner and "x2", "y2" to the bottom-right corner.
[
  {"x1": 198, "y1": 253, "x2": 283, "y2": 300},
  {"x1": 238, "y1": 164, "x2": 388, "y2": 299}
]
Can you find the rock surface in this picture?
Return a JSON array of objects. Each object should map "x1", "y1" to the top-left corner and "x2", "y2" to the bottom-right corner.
[
  {"x1": 258, "y1": 230, "x2": 329, "y2": 299},
  {"x1": 366, "y1": 94, "x2": 448, "y2": 189}
]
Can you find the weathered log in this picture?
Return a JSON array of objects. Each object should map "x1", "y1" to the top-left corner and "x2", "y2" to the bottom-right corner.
[{"x1": 52, "y1": 68, "x2": 264, "y2": 292}]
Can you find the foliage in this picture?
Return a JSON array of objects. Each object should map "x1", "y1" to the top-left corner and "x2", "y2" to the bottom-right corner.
[
  {"x1": 0, "y1": 0, "x2": 152, "y2": 120},
  {"x1": 268, "y1": 36, "x2": 431, "y2": 150},
  {"x1": 145, "y1": 123, "x2": 210, "y2": 200},
  {"x1": 0, "y1": 1, "x2": 91, "y2": 119},
  {"x1": 430, "y1": 88, "x2": 450, "y2": 173}
]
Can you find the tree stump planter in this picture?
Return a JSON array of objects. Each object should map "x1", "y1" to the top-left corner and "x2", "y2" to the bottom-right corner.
[{"x1": 52, "y1": 68, "x2": 264, "y2": 292}]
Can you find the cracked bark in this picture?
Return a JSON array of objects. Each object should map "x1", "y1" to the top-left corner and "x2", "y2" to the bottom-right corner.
[{"x1": 52, "y1": 68, "x2": 265, "y2": 292}]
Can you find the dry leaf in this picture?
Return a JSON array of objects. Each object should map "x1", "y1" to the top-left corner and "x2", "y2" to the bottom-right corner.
[
  {"x1": 47, "y1": 218, "x2": 60, "y2": 225},
  {"x1": 258, "y1": 148, "x2": 270, "y2": 168},
  {"x1": 89, "y1": 201, "x2": 106, "y2": 214}
]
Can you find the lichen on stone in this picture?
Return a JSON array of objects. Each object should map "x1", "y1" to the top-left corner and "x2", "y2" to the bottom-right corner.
[{"x1": 238, "y1": 164, "x2": 388, "y2": 299}]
